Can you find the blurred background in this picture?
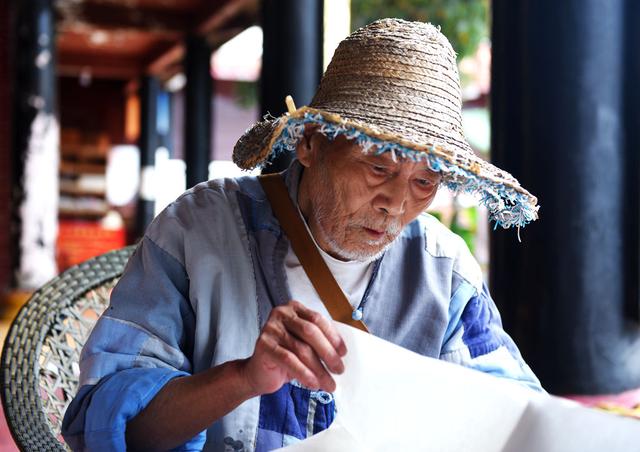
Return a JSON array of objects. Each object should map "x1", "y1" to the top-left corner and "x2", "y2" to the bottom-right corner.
[{"x1": 1, "y1": 0, "x2": 640, "y2": 448}]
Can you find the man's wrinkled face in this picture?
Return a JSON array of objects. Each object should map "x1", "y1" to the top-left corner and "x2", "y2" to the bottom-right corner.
[{"x1": 297, "y1": 131, "x2": 441, "y2": 262}]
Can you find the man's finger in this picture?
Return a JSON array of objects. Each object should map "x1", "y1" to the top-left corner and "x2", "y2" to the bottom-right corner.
[
  {"x1": 294, "y1": 303, "x2": 348, "y2": 358},
  {"x1": 259, "y1": 335, "x2": 320, "y2": 389},
  {"x1": 284, "y1": 334, "x2": 337, "y2": 392},
  {"x1": 282, "y1": 306, "x2": 345, "y2": 375}
]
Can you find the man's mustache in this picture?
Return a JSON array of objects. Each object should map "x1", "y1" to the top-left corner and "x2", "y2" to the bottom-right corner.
[{"x1": 353, "y1": 217, "x2": 402, "y2": 236}]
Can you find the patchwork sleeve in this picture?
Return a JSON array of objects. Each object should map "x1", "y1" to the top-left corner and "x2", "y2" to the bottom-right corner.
[
  {"x1": 61, "y1": 236, "x2": 207, "y2": 451},
  {"x1": 439, "y1": 281, "x2": 544, "y2": 392}
]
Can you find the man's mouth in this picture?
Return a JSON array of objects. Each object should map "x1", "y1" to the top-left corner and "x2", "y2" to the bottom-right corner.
[{"x1": 363, "y1": 227, "x2": 385, "y2": 240}]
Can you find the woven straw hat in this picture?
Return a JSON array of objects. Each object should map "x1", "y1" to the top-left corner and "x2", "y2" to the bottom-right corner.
[{"x1": 233, "y1": 18, "x2": 539, "y2": 229}]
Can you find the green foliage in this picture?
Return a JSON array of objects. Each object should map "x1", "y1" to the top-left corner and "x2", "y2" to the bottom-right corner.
[
  {"x1": 233, "y1": 81, "x2": 258, "y2": 109},
  {"x1": 351, "y1": 0, "x2": 488, "y2": 60},
  {"x1": 450, "y1": 205, "x2": 478, "y2": 254}
]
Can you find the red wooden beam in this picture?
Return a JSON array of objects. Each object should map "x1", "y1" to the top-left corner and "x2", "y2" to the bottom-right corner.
[
  {"x1": 146, "y1": 0, "x2": 257, "y2": 77},
  {"x1": 56, "y1": 1, "x2": 191, "y2": 35},
  {"x1": 58, "y1": 53, "x2": 145, "y2": 79}
]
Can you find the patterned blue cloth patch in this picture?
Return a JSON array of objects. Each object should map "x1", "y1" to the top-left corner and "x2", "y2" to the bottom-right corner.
[
  {"x1": 460, "y1": 284, "x2": 519, "y2": 359},
  {"x1": 256, "y1": 383, "x2": 335, "y2": 451}
]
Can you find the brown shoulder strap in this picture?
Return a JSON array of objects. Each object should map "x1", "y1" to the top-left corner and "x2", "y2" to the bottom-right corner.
[{"x1": 259, "y1": 173, "x2": 369, "y2": 333}]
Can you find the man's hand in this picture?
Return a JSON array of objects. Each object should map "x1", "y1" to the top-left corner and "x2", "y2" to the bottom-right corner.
[
  {"x1": 126, "y1": 301, "x2": 346, "y2": 450},
  {"x1": 241, "y1": 300, "x2": 347, "y2": 396}
]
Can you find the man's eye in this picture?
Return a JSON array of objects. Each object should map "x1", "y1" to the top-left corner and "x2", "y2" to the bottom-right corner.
[
  {"x1": 415, "y1": 178, "x2": 435, "y2": 187},
  {"x1": 370, "y1": 165, "x2": 386, "y2": 175}
]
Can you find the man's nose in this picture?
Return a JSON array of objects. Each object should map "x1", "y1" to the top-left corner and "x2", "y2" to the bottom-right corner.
[{"x1": 375, "y1": 177, "x2": 408, "y2": 216}]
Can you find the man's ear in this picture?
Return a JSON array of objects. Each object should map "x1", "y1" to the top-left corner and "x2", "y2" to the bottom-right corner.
[{"x1": 295, "y1": 124, "x2": 320, "y2": 167}]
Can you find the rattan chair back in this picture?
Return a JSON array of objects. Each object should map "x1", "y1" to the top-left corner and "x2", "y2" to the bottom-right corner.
[{"x1": 1, "y1": 246, "x2": 135, "y2": 451}]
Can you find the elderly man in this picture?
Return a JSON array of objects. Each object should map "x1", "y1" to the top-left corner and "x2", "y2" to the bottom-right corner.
[{"x1": 62, "y1": 19, "x2": 541, "y2": 451}]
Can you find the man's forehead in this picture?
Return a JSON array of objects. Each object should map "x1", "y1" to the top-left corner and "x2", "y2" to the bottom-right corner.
[
  {"x1": 323, "y1": 134, "x2": 439, "y2": 176},
  {"x1": 359, "y1": 147, "x2": 439, "y2": 174}
]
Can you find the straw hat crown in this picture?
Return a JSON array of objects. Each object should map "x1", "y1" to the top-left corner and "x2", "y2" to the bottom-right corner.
[{"x1": 311, "y1": 18, "x2": 466, "y2": 149}]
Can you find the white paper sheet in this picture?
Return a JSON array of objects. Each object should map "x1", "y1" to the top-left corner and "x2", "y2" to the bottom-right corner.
[{"x1": 278, "y1": 323, "x2": 640, "y2": 451}]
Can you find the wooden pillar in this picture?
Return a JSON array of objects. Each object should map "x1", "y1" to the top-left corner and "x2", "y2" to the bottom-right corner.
[
  {"x1": 12, "y1": 0, "x2": 58, "y2": 289},
  {"x1": 136, "y1": 76, "x2": 160, "y2": 237},
  {"x1": 260, "y1": 0, "x2": 324, "y2": 173},
  {"x1": 490, "y1": 0, "x2": 640, "y2": 394},
  {"x1": 0, "y1": 0, "x2": 13, "y2": 295},
  {"x1": 184, "y1": 35, "x2": 212, "y2": 188}
]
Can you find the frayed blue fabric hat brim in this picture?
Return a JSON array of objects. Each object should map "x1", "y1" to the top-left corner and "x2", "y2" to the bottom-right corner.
[{"x1": 266, "y1": 112, "x2": 539, "y2": 230}]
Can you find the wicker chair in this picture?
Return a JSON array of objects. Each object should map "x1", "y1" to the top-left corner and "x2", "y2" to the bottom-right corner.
[{"x1": 1, "y1": 246, "x2": 135, "y2": 451}]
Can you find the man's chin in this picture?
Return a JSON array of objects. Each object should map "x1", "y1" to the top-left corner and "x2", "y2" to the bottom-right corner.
[
  {"x1": 336, "y1": 241, "x2": 392, "y2": 263},
  {"x1": 320, "y1": 227, "x2": 397, "y2": 262}
]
